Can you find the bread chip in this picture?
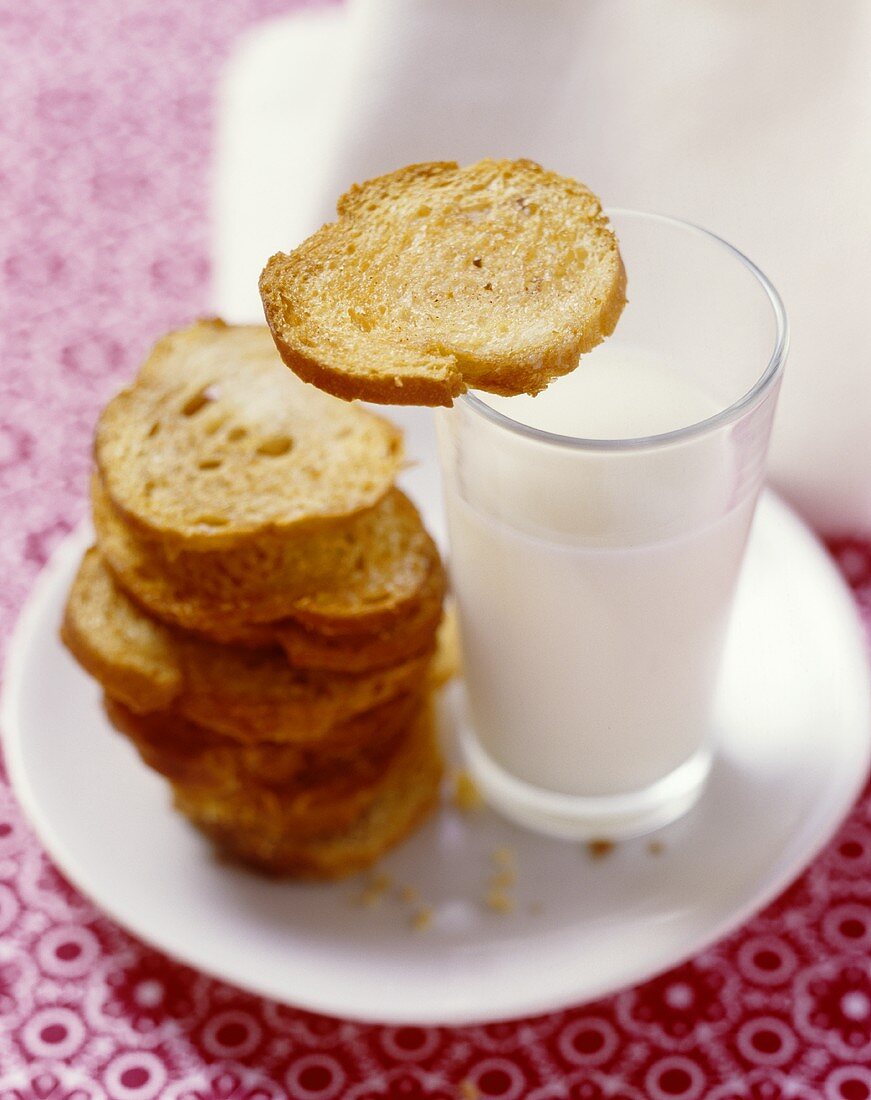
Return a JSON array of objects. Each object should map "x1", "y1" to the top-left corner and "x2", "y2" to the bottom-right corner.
[
  {"x1": 104, "y1": 692, "x2": 419, "y2": 789},
  {"x1": 428, "y1": 603, "x2": 460, "y2": 688},
  {"x1": 179, "y1": 701, "x2": 443, "y2": 878},
  {"x1": 271, "y1": 562, "x2": 443, "y2": 671},
  {"x1": 60, "y1": 550, "x2": 181, "y2": 712},
  {"x1": 260, "y1": 159, "x2": 626, "y2": 406},
  {"x1": 106, "y1": 695, "x2": 420, "y2": 841},
  {"x1": 92, "y1": 474, "x2": 438, "y2": 639},
  {"x1": 62, "y1": 550, "x2": 431, "y2": 743},
  {"x1": 95, "y1": 320, "x2": 403, "y2": 549}
]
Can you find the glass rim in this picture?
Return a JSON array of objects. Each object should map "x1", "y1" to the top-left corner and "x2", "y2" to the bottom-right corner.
[{"x1": 458, "y1": 208, "x2": 789, "y2": 452}]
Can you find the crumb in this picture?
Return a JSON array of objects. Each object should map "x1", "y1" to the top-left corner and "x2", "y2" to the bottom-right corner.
[
  {"x1": 459, "y1": 1082, "x2": 480, "y2": 1100},
  {"x1": 647, "y1": 840, "x2": 665, "y2": 856},
  {"x1": 369, "y1": 871, "x2": 392, "y2": 892},
  {"x1": 586, "y1": 839, "x2": 616, "y2": 860},
  {"x1": 431, "y1": 607, "x2": 461, "y2": 687},
  {"x1": 485, "y1": 889, "x2": 515, "y2": 914},
  {"x1": 453, "y1": 770, "x2": 483, "y2": 813},
  {"x1": 485, "y1": 850, "x2": 516, "y2": 911},
  {"x1": 410, "y1": 906, "x2": 434, "y2": 932},
  {"x1": 398, "y1": 884, "x2": 420, "y2": 904},
  {"x1": 353, "y1": 870, "x2": 392, "y2": 906},
  {"x1": 529, "y1": 901, "x2": 543, "y2": 915}
]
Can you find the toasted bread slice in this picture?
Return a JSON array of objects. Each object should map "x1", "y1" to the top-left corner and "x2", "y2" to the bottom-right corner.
[
  {"x1": 104, "y1": 691, "x2": 420, "y2": 790},
  {"x1": 178, "y1": 700, "x2": 443, "y2": 878},
  {"x1": 283, "y1": 533, "x2": 441, "y2": 636},
  {"x1": 260, "y1": 159, "x2": 626, "y2": 406},
  {"x1": 428, "y1": 603, "x2": 460, "y2": 689},
  {"x1": 60, "y1": 551, "x2": 182, "y2": 712},
  {"x1": 271, "y1": 562, "x2": 444, "y2": 671},
  {"x1": 62, "y1": 550, "x2": 431, "y2": 743},
  {"x1": 92, "y1": 474, "x2": 438, "y2": 638},
  {"x1": 106, "y1": 695, "x2": 419, "y2": 841},
  {"x1": 95, "y1": 320, "x2": 403, "y2": 550}
]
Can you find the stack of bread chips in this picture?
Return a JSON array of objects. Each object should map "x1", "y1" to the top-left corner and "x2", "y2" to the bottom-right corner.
[{"x1": 62, "y1": 319, "x2": 447, "y2": 878}]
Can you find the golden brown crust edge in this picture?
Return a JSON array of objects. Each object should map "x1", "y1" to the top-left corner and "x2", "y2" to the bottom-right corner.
[
  {"x1": 181, "y1": 725, "x2": 444, "y2": 880},
  {"x1": 195, "y1": 779, "x2": 441, "y2": 880},
  {"x1": 261, "y1": 322, "x2": 463, "y2": 409},
  {"x1": 60, "y1": 606, "x2": 180, "y2": 714},
  {"x1": 92, "y1": 469, "x2": 442, "y2": 642}
]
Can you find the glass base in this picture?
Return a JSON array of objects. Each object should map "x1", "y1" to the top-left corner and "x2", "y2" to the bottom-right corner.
[{"x1": 456, "y1": 691, "x2": 713, "y2": 840}]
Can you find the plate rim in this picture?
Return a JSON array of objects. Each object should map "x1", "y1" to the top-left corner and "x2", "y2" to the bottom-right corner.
[{"x1": 2, "y1": 495, "x2": 870, "y2": 1026}]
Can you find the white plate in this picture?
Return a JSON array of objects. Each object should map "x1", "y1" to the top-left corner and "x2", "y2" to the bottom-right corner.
[{"x1": 3, "y1": 417, "x2": 870, "y2": 1026}]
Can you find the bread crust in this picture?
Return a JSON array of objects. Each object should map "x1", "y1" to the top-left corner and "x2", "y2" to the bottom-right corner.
[
  {"x1": 271, "y1": 566, "x2": 444, "y2": 671},
  {"x1": 104, "y1": 692, "x2": 420, "y2": 787},
  {"x1": 263, "y1": 325, "x2": 464, "y2": 408}
]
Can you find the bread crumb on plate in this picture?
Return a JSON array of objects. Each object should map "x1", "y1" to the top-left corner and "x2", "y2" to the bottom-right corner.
[
  {"x1": 485, "y1": 889, "x2": 516, "y2": 914},
  {"x1": 410, "y1": 906, "x2": 434, "y2": 932},
  {"x1": 491, "y1": 845, "x2": 516, "y2": 869},
  {"x1": 353, "y1": 871, "x2": 393, "y2": 907},
  {"x1": 452, "y1": 769, "x2": 483, "y2": 812}
]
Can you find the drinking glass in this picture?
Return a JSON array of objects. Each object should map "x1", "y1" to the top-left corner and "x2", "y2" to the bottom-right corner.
[{"x1": 436, "y1": 210, "x2": 788, "y2": 839}]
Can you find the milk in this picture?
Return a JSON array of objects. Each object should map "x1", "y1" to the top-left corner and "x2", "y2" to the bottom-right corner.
[{"x1": 439, "y1": 347, "x2": 758, "y2": 799}]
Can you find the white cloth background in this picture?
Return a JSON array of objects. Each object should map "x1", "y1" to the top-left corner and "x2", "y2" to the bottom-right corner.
[{"x1": 215, "y1": 0, "x2": 871, "y2": 534}]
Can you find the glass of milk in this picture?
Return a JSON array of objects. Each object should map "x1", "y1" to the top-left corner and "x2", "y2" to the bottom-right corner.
[{"x1": 436, "y1": 210, "x2": 788, "y2": 839}]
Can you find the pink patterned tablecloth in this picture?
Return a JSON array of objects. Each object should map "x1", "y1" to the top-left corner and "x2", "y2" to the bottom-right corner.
[{"x1": 2, "y1": 3, "x2": 871, "y2": 1097}]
